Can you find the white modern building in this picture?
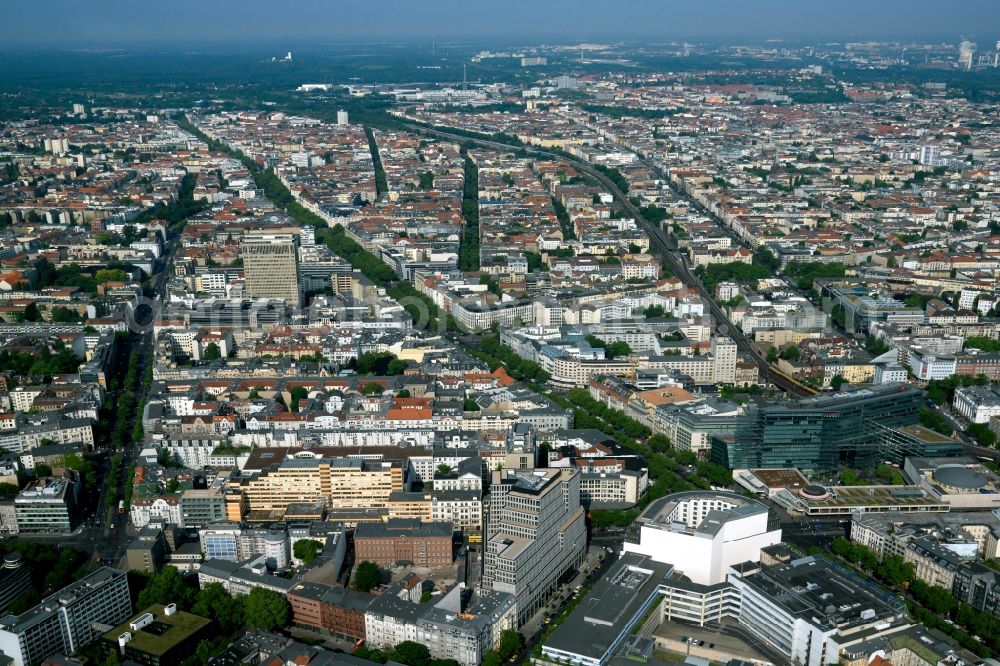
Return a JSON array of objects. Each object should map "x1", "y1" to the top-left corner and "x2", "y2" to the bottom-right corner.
[
  {"x1": 621, "y1": 491, "x2": 781, "y2": 585},
  {"x1": 0, "y1": 568, "x2": 132, "y2": 666},
  {"x1": 905, "y1": 346, "x2": 957, "y2": 381}
]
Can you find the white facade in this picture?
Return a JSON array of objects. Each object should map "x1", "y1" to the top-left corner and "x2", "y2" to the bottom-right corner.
[
  {"x1": 873, "y1": 362, "x2": 908, "y2": 385},
  {"x1": 0, "y1": 568, "x2": 131, "y2": 666},
  {"x1": 622, "y1": 492, "x2": 781, "y2": 586},
  {"x1": 906, "y1": 347, "x2": 956, "y2": 381},
  {"x1": 953, "y1": 385, "x2": 1000, "y2": 424}
]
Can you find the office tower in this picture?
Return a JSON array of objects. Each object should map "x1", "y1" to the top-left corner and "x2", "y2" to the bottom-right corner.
[
  {"x1": 711, "y1": 384, "x2": 924, "y2": 472},
  {"x1": 0, "y1": 568, "x2": 131, "y2": 666},
  {"x1": 242, "y1": 231, "x2": 301, "y2": 308},
  {"x1": 711, "y1": 336, "x2": 738, "y2": 384},
  {"x1": 482, "y1": 468, "x2": 586, "y2": 625},
  {"x1": 336, "y1": 110, "x2": 349, "y2": 125}
]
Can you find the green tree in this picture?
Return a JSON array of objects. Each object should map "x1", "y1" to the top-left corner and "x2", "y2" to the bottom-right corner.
[
  {"x1": 481, "y1": 652, "x2": 503, "y2": 666},
  {"x1": 390, "y1": 641, "x2": 430, "y2": 666},
  {"x1": 191, "y1": 583, "x2": 245, "y2": 631},
  {"x1": 289, "y1": 386, "x2": 309, "y2": 412},
  {"x1": 50, "y1": 306, "x2": 83, "y2": 323},
  {"x1": 23, "y1": 302, "x2": 40, "y2": 322},
  {"x1": 876, "y1": 555, "x2": 914, "y2": 587},
  {"x1": 648, "y1": 433, "x2": 672, "y2": 452},
  {"x1": 839, "y1": 469, "x2": 863, "y2": 486},
  {"x1": 643, "y1": 304, "x2": 665, "y2": 318},
  {"x1": 95, "y1": 268, "x2": 129, "y2": 283},
  {"x1": 766, "y1": 346, "x2": 779, "y2": 364},
  {"x1": 780, "y1": 346, "x2": 800, "y2": 362},
  {"x1": 968, "y1": 423, "x2": 997, "y2": 447},
  {"x1": 605, "y1": 341, "x2": 632, "y2": 359},
  {"x1": 136, "y1": 566, "x2": 196, "y2": 610},
  {"x1": 361, "y1": 382, "x2": 383, "y2": 395},
  {"x1": 354, "y1": 352, "x2": 408, "y2": 376},
  {"x1": 354, "y1": 561, "x2": 382, "y2": 592},
  {"x1": 293, "y1": 539, "x2": 324, "y2": 565},
  {"x1": 243, "y1": 587, "x2": 289, "y2": 631},
  {"x1": 498, "y1": 629, "x2": 523, "y2": 660},
  {"x1": 830, "y1": 375, "x2": 847, "y2": 390},
  {"x1": 202, "y1": 343, "x2": 221, "y2": 361}
]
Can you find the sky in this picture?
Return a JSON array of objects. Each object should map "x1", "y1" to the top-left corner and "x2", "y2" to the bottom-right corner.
[{"x1": 6, "y1": 0, "x2": 1000, "y2": 47}]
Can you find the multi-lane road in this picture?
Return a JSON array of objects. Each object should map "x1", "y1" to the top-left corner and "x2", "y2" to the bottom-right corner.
[{"x1": 398, "y1": 121, "x2": 813, "y2": 396}]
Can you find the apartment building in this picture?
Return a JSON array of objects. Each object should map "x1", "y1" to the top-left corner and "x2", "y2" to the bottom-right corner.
[
  {"x1": 286, "y1": 581, "x2": 372, "y2": 642},
  {"x1": 578, "y1": 468, "x2": 648, "y2": 508},
  {"x1": 225, "y1": 457, "x2": 403, "y2": 520},
  {"x1": 365, "y1": 581, "x2": 516, "y2": 666},
  {"x1": 0, "y1": 568, "x2": 132, "y2": 666},
  {"x1": 482, "y1": 468, "x2": 586, "y2": 625}
]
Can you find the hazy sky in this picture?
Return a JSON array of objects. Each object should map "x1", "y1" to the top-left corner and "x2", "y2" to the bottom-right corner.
[{"x1": 7, "y1": 0, "x2": 1000, "y2": 47}]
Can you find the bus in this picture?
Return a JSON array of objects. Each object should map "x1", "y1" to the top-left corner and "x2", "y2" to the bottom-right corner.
[{"x1": 118, "y1": 500, "x2": 125, "y2": 514}]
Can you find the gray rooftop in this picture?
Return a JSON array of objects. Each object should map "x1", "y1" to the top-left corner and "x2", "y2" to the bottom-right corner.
[{"x1": 544, "y1": 553, "x2": 673, "y2": 662}]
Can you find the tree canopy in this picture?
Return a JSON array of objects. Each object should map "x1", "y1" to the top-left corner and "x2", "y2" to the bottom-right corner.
[
  {"x1": 354, "y1": 561, "x2": 382, "y2": 592},
  {"x1": 243, "y1": 587, "x2": 289, "y2": 631},
  {"x1": 292, "y1": 539, "x2": 324, "y2": 565},
  {"x1": 136, "y1": 566, "x2": 196, "y2": 610}
]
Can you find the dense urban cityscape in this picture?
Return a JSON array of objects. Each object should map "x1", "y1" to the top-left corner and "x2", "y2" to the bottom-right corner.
[{"x1": 3, "y1": 4, "x2": 1000, "y2": 666}]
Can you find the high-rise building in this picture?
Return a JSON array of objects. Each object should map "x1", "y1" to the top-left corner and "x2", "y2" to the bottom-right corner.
[
  {"x1": 0, "y1": 568, "x2": 131, "y2": 666},
  {"x1": 711, "y1": 336, "x2": 737, "y2": 384},
  {"x1": 242, "y1": 231, "x2": 301, "y2": 308},
  {"x1": 711, "y1": 384, "x2": 924, "y2": 472},
  {"x1": 919, "y1": 144, "x2": 940, "y2": 166},
  {"x1": 336, "y1": 110, "x2": 349, "y2": 125},
  {"x1": 482, "y1": 468, "x2": 586, "y2": 625}
]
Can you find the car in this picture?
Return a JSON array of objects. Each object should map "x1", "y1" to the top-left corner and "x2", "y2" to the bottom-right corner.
[
  {"x1": 708, "y1": 643, "x2": 714, "y2": 649},
  {"x1": 698, "y1": 641, "x2": 705, "y2": 647}
]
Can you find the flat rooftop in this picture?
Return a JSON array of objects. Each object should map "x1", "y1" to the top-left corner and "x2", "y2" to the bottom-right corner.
[
  {"x1": 740, "y1": 556, "x2": 906, "y2": 631},
  {"x1": 103, "y1": 604, "x2": 210, "y2": 656},
  {"x1": 749, "y1": 468, "x2": 808, "y2": 489},
  {"x1": 544, "y1": 553, "x2": 673, "y2": 662}
]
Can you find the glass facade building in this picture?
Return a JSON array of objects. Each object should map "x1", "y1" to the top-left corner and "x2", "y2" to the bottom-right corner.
[{"x1": 711, "y1": 384, "x2": 925, "y2": 472}]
